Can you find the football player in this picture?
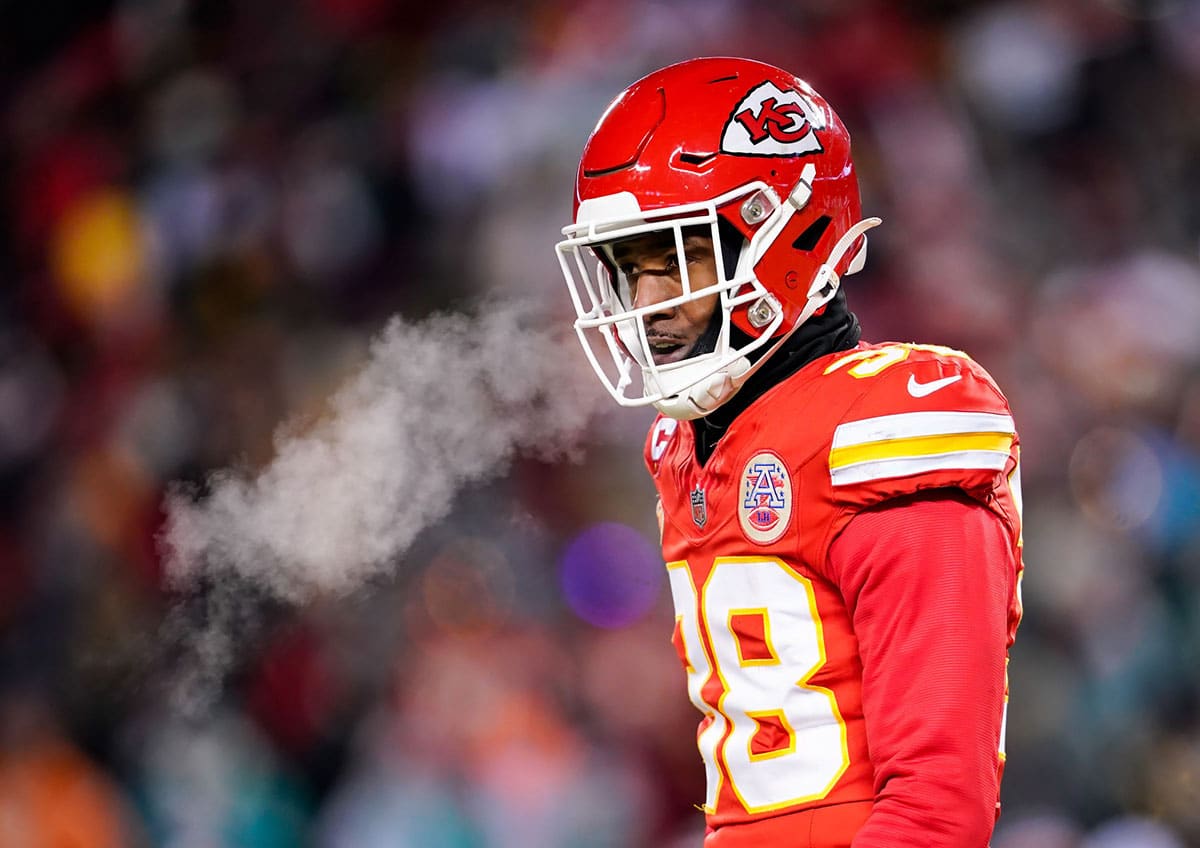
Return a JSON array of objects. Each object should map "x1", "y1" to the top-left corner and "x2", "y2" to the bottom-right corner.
[{"x1": 555, "y1": 57, "x2": 1024, "y2": 847}]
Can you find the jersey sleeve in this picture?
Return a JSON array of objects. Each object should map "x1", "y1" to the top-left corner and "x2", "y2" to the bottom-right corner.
[
  {"x1": 826, "y1": 350, "x2": 1018, "y2": 511},
  {"x1": 829, "y1": 490, "x2": 1016, "y2": 848}
]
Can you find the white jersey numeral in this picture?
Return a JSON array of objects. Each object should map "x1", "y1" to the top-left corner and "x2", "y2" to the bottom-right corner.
[{"x1": 667, "y1": 557, "x2": 849, "y2": 813}]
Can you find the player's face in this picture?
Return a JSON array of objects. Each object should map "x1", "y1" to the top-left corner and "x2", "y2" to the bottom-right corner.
[{"x1": 610, "y1": 231, "x2": 720, "y2": 366}]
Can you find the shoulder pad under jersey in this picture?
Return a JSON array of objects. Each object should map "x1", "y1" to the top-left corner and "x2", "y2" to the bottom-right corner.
[{"x1": 821, "y1": 343, "x2": 1018, "y2": 508}]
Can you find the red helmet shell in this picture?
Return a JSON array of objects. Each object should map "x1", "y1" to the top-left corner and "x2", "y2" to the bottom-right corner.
[{"x1": 574, "y1": 57, "x2": 863, "y2": 338}]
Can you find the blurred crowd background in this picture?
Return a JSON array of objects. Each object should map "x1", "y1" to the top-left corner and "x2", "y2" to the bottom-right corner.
[{"x1": 2, "y1": 0, "x2": 1199, "y2": 846}]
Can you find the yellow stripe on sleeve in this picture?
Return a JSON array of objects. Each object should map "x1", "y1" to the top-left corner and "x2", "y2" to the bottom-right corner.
[{"x1": 829, "y1": 431, "x2": 1015, "y2": 471}]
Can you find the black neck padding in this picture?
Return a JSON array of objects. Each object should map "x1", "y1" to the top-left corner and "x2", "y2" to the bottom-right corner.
[{"x1": 693, "y1": 289, "x2": 861, "y2": 466}]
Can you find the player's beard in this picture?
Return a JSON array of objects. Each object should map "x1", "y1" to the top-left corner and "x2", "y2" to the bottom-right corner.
[{"x1": 683, "y1": 306, "x2": 724, "y2": 360}]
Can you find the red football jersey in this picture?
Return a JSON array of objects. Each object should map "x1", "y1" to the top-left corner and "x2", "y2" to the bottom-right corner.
[{"x1": 644, "y1": 342, "x2": 1024, "y2": 846}]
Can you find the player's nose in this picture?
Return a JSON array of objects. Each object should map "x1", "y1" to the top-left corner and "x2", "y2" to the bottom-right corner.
[{"x1": 632, "y1": 274, "x2": 677, "y2": 315}]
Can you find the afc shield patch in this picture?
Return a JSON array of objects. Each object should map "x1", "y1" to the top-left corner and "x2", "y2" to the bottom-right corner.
[
  {"x1": 690, "y1": 485, "x2": 708, "y2": 528},
  {"x1": 738, "y1": 451, "x2": 793, "y2": 544}
]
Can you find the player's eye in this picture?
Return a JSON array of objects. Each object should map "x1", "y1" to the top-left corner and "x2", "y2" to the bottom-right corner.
[{"x1": 620, "y1": 272, "x2": 640, "y2": 305}]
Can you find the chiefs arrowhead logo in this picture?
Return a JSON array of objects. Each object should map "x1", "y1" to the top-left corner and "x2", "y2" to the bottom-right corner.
[{"x1": 721, "y1": 81, "x2": 826, "y2": 157}]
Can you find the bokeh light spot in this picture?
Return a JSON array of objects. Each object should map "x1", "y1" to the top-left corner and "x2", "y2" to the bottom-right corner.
[
  {"x1": 559, "y1": 522, "x2": 661, "y2": 629},
  {"x1": 51, "y1": 187, "x2": 147, "y2": 320},
  {"x1": 1068, "y1": 427, "x2": 1163, "y2": 532}
]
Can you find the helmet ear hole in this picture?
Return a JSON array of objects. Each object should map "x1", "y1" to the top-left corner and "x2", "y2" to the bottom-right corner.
[{"x1": 792, "y1": 215, "x2": 831, "y2": 251}]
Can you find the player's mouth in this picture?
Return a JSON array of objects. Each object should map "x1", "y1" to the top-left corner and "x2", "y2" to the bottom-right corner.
[{"x1": 646, "y1": 335, "x2": 692, "y2": 365}]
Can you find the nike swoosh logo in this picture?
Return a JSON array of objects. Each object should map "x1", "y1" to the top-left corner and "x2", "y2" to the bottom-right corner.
[{"x1": 907, "y1": 373, "x2": 962, "y2": 397}]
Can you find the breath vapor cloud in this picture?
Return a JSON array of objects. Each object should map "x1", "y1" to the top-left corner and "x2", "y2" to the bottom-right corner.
[{"x1": 159, "y1": 302, "x2": 604, "y2": 711}]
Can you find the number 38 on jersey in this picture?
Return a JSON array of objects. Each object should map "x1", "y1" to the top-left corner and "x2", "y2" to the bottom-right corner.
[{"x1": 667, "y1": 556, "x2": 851, "y2": 814}]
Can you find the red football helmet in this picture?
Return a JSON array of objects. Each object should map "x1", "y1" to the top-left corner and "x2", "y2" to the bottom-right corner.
[{"x1": 556, "y1": 56, "x2": 880, "y2": 419}]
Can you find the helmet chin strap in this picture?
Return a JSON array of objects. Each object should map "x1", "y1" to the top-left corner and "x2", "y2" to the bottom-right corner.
[
  {"x1": 652, "y1": 215, "x2": 882, "y2": 421},
  {"x1": 652, "y1": 354, "x2": 753, "y2": 420}
]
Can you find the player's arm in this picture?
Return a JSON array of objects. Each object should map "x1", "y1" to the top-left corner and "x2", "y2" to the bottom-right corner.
[{"x1": 828, "y1": 489, "x2": 1015, "y2": 848}]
